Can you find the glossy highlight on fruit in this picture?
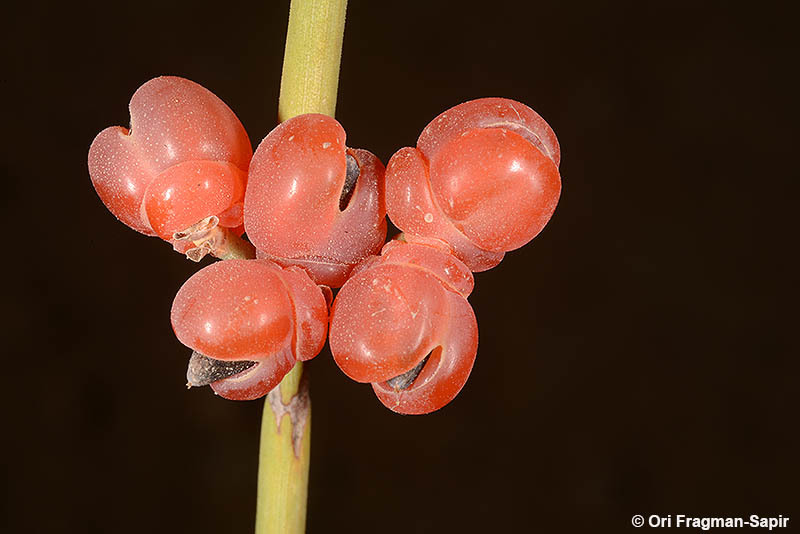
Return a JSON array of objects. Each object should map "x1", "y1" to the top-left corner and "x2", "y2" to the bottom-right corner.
[
  {"x1": 171, "y1": 259, "x2": 328, "y2": 400},
  {"x1": 88, "y1": 76, "x2": 252, "y2": 245},
  {"x1": 329, "y1": 240, "x2": 478, "y2": 414},
  {"x1": 244, "y1": 114, "x2": 386, "y2": 288},
  {"x1": 386, "y1": 98, "x2": 561, "y2": 271}
]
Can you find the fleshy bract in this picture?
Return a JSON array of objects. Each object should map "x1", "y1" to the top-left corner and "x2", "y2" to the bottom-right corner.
[
  {"x1": 329, "y1": 240, "x2": 478, "y2": 414},
  {"x1": 88, "y1": 76, "x2": 252, "y2": 244},
  {"x1": 386, "y1": 98, "x2": 561, "y2": 271},
  {"x1": 244, "y1": 114, "x2": 386, "y2": 287},
  {"x1": 171, "y1": 259, "x2": 328, "y2": 401}
]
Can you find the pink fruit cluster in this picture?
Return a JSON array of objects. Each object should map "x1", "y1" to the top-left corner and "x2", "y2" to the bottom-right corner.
[{"x1": 89, "y1": 76, "x2": 561, "y2": 413}]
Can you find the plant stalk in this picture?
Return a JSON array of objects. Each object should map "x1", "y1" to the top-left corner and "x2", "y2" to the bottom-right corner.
[
  {"x1": 278, "y1": 0, "x2": 347, "y2": 122},
  {"x1": 256, "y1": 1, "x2": 348, "y2": 533}
]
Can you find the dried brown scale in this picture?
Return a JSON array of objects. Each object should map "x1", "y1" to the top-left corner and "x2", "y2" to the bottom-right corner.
[{"x1": 267, "y1": 370, "x2": 310, "y2": 458}]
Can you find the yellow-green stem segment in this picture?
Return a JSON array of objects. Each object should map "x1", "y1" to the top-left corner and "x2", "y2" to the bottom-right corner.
[
  {"x1": 255, "y1": 363, "x2": 311, "y2": 534},
  {"x1": 257, "y1": 1, "x2": 348, "y2": 533},
  {"x1": 278, "y1": 0, "x2": 348, "y2": 122}
]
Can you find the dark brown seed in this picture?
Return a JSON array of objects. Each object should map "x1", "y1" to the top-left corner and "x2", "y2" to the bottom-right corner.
[
  {"x1": 386, "y1": 353, "x2": 431, "y2": 391},
  {"x1": 186, "y1": 351, "x2": 257, "y2": 388},
  {"x1": 339, "y1": 153, "x2": 359, "y2": 211}
]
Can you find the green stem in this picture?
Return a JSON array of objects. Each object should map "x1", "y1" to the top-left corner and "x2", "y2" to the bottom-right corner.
[
  {"x1": 255, "y1": 363, "x2": 311, "y2": 533},
  {"x1": 278, "y1": 0, "x2": 347, "y2": 121},
  {"x1": 256, "y1": 1, "x2": 348, "y2": 533},
  {"x1": 213, "y1": 228, "x2": 257, "y2": 260}
]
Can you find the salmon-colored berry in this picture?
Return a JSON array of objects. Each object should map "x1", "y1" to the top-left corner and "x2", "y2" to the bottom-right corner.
[
  {"x1": 88, "y1": 76, "x2": 252, "y2": 250},
  {"x1": 244, "y1": 114, "x2": 386, "y2": 287},
  {"x1": 386, "y1": 98, "x2": 561, "y2": 271},
  {"x1": 329, "y1": 240, "x2": 478, "y2": 414},
  {"x1": 171, "y1": 259, "x2": 328, "y2": 401}
]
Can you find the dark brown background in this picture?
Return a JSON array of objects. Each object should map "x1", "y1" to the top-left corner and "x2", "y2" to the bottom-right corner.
[{"x1": 4, "y1": 1, "x2": 797, "y2": 533}]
